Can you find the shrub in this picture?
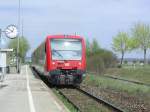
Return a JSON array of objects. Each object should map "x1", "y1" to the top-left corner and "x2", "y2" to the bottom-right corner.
[{"x1": 87, "y1": 48, "x2": 117, "y2": 74}]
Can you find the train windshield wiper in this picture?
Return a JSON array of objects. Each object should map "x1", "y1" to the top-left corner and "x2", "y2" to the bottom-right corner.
[{"x1": 52, "y1": 49, "x2": 64, "y2": 59}]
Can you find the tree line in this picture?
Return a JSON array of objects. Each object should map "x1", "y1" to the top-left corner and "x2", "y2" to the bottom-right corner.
[
  {"x1": 7, "y1": 36, "x2": 30, "y2": 63},
  {"x1": 112, "y1": 22, "x2": 150, "y2": 66},
  {"x1": 86, "y1": 39, "x2": 117, "y2": 73}
]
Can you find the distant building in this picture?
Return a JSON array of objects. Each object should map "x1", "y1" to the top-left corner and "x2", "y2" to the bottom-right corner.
[{"x1": 117, "y1": 58, "x2": 150, "y2": 65}]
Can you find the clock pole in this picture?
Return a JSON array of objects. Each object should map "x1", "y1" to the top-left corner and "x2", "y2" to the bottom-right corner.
[{"x1": 17, "y1": 0, "x2": 21, "y2": 73}]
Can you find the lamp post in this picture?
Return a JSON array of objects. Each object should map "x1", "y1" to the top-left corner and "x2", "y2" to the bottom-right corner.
[{"x1": 17, "y1": 0, "x2": 21, "y2": 73}]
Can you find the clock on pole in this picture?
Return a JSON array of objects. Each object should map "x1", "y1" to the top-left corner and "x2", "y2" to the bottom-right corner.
[{"x1": 5, "y1": 25, "x2": 18, "y2": 39}]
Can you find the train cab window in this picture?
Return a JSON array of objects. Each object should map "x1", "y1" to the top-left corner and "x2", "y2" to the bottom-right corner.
[{"x1": 51, "y1": 39, "x2": 82, "y2": 60}]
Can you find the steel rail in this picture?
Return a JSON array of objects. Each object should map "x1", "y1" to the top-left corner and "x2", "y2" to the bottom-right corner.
[{"x1": 75, "y1": 86, "x2": 125, "y2": 112}]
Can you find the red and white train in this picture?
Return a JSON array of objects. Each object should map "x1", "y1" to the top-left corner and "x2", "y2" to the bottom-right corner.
[{"x1": 32, "y1": 35, "x2": 86, "y2": 85}]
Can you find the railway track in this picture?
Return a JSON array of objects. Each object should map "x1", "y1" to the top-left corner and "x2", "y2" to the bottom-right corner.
[
  {"x1": 31, "y1": 67, "x2": 125, "y2": 112},
  {"x1": 76, "y1": 86, "x2": 125, "y2": 112},
  {"x1": 56, "y1": 86, "x2": 125, "y2": 112},
  {"x1": 88, "y1": 72, "x2": 150, "y2": 87}
]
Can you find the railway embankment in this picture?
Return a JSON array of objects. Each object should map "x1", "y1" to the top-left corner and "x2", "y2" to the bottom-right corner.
[{"x1": 84, "y1": 70, "x2": 150, "y2": 112}]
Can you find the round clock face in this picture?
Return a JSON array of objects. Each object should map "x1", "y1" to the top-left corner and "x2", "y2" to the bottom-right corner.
[{"x1": 5, "y1": 25, "x2": 18, "y2": 39}]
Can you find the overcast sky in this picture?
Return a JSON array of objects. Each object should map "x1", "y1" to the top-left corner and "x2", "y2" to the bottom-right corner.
[{"x1": 0, "y1": 0, "x2": 150, "y2": 58}]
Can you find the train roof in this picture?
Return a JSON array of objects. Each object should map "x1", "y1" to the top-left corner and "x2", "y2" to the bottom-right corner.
[{"x1": 46, "y1": 35, "x2": 84, "y2": 39}]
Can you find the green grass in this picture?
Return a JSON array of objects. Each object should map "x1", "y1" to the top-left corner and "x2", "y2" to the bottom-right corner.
[
  {"x1": 83, "y1": 74, "x2": 150, "y2": 95},
  {"x1": 52, "y1": 89, "x2": 78, "y2": 112},
  {"x1": 104, "y1": 67, "x2": 150, "y2": 84},
  {"x1": 85, "y1": 105, "x2": 111, "y2": 112}
]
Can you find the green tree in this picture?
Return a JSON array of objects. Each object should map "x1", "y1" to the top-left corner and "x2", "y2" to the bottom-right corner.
[
  {"x1": 86, "y1": 38, "x2": 117, "y2": 73},
  {"x1": 86, "y1": 39, "x2": 91, "y2": 56},
  {"x1": 91, "y1": 38, "x2": 100, "y2": 53},
  {"x1": 112, "y1": 32, "x2": 130, "y2": 66},
  {"x1": 8, "y1": 36, "x2": 30, "y2": 62},
  {"x1": 128, "y1": 37, "x2": 138, "y2": 50},
  {"x1": 131, "y1": 23, "x2": 150, "y2": 65}
]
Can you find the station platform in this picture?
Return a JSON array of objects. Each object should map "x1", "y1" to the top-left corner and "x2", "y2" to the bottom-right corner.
[{"x1": 0, "y1": 65, "x2": 69, "y2": 112}]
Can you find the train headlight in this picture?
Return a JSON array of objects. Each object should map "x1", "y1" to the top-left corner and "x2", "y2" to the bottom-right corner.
[
  {"x1": 65, "y1": 63, "x2": 70, "y2": 66},
  {"x1": 52, "y1": 62, "x2": 55, "y2": 65},
  {"x1": 78, "y1": 62, "x2": 81, "y2": 65}
]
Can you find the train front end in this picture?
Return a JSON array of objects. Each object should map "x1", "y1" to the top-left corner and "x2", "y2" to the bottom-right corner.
[{"x1": 46, "y1": 35, "x2": 86, "y2": 85}]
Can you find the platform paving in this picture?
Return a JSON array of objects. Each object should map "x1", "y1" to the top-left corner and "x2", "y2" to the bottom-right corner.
[{"x1": 0, "y1": 65, "x2": 69, "y2": 112}]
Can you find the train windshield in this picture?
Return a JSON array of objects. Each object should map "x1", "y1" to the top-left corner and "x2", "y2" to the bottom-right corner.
[{"x1": 51, "y1": 39, "x2": 82, "y2": 60}]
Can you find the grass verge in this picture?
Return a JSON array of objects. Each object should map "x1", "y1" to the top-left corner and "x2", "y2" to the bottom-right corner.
[
  {"x1": 104, "y1": 67, "x2": 150, "y2": 84},
  {"x1": 84, "y1": 74, "x2": 150, "y2": 96},
  {"x1": 52, "y1": 88, "x2": 78, "y2": 112}
]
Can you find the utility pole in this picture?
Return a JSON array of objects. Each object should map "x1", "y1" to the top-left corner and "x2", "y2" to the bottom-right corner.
[
  {"x1": 17, "y1": 0, "x2": 21, "y2": 73},
  {"x1": 22, "y1": 19, "x2": 24, "y2": 37}
]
